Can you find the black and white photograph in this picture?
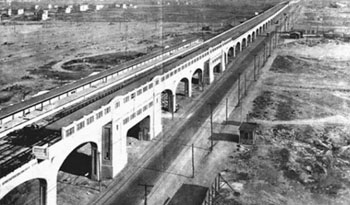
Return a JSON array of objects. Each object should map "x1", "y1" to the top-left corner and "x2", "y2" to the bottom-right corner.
[{"x1": 1, "y1": 0, "x2": 350, "y2": 204}]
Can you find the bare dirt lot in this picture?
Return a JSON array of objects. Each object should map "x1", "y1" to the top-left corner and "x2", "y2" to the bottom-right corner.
[
  {"x1": 218, "y1": 39, "x2": 350, "y2": 204},
  {"x1": 0, "y1": 0, "x2": 281, "y2": 110}
]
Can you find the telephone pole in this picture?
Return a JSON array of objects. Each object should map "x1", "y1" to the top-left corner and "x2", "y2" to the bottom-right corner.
[
  {"x1": 210, "y1": 103, "x2": 213, "y2": 151},
  {"x1": 139, "y1": 184, "x2": 154, "y2": 205}
]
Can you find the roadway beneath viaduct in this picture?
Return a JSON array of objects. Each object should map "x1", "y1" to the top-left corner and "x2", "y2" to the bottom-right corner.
[{"x1": 92, "y1": 26, "x2": 275, "y2": 205}]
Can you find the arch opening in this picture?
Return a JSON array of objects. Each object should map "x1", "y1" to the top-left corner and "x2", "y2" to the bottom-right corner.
[
  {"x1": 252, "y1": 32, "x2": 255, "y2": 42},
  {"x1": 127, "y1": 116, "x2": 150, "y2": 141},
  {"x1": 242, "y1": 38, "x2": 247, "y2": 50},
  {"x1": 235, "y1": 42, "x2": 241, "y2": 56},
  {"x1": 227, "y1": 47, "x2": 234, "y2": 61},
  {"x1": 161, "y1": 89, "x2": 175, "y2": 113},
  {"x1": 176, "y1": 78, "x2": 190, "y2": 104},
  {"x1": 213, "y1": 63, "x2": 222, "y2": 74},
  {"x1": 1, "y1": 178, "x2": 47, "y2": 205},
  {"x1": 56, "y1": 142, "x2": 99, "y2": 204},
  {"x1": 192, "y1": 69, "x2": 203, "y2": 92},
  {"x1": 247, "y1": 35, "x2": 251, "y2": 46},
  {"x1": 58, "y1": 142, "x2": 98, "y2": 180}
]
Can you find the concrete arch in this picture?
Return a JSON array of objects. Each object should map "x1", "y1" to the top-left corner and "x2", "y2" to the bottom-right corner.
[
  {"x1": 252, "y1": 31, "x2": 256, "y2": 42},
  {"x1": 126, "y1": 115, "x2": 151, "y2": 141},
  {"x1": 191, "y1": 68, "x2": 204, "y2": 82},
  {"x1": 52, "y1": 140, "x2": 99, "y2": 175},
  {"x1": 161, "y1": 89, "x2": 175, "y2": 113},
  {"x1": 235, "y1": 42, "x2": 241, "y2": 56},
  {"x1": 259, "y1": 26, "x2": 263, "y2": 34},
  {"x1": 247, "y1": 35, "x2": 251, "y2": 45},
  {"x1": 58, "y1": 142, "x2": 99, "y2": 180},
  {"x1": 0, "y1": 176, "x2": 47, "y2": 201},
  {"x1": 175, "y1": 77, "x2": 191, "y2": 98},
  {"x1": 227, "y1": 47, "x2": 234, "y2": 60},
  {"x1": 256, "y1": 28, "x2": 259, "y2": 36},
  {"x1": 242, "y1": 38, "x2": 247, "y2": 50}
]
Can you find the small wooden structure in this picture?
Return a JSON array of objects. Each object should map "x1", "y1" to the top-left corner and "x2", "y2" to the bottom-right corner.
[
  {"x1": 290, "y1": 31, "x2": 303, "y2": 39},
  {"x1": 167, "y1": 184, "x2": 208, "y2": 205},
  {"x1": 239, "y1": 122, "x2": 258, "y2": 145}
]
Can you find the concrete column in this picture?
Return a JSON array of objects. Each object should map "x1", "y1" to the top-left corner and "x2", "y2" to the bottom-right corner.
[
  {"x1": 171, "y1": 91, "x2": 176, "y2": 112},
  {"x1": 208, "y1": 60, "x2": 214, "y2": 84},
  {"x1": 221, "y1": 51, "x2": 226, "y2": 72},
  {"x1": 46, "y1": 175, "x2": 57, "y2": 205},
  {"x1": 102, "y1": 120, "x2": 127, "y2": 179},
  {"x1": 91, "y1": 145, "x2": 99, "y2": 181},
  {"x1": 153, "y1": 94, "x2": 162, "y2": 138},
  {"x1": 188, "y1": 80, "x2": 192, "y2": 98},
  {"x1": 233, "y1": 45, "x2": 236, "y2": 58},
  {"x1": 39, "y1": 179, "x2": 47, "y2": 205}
]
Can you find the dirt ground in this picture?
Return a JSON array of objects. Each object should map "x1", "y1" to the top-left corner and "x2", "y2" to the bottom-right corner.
[
  {"x1": 217, "y1": 38, "x2": 350, "y2": 205},
  {"x1": 145, "y1": 2, "x2": 350, "y2": 204},
  {"x1": 0, "y1": 0, "x2": 281, "y2": 109}
]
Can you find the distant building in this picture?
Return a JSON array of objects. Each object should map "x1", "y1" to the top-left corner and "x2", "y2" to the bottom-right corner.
[
  {"x1": 41, "y1": 10, "x2": 48, "y2": 20},
  {"x1": 239, "y1": 122, "x2": 258, "y2": 145},
  {"x1": 65, "y1": 7, "x2": 71, "y2": 13},
  {"x1": 35, "y1": 9, "x2": 48, "y2": 21},
  {"x1": 12, "y1": 8, "x2": 24, "y2": 15},
  {"x1": 330, "y1": 2, "x2": 347, "y2": 8},
  {"x1": 96, "y1": 4, "x2": 104, "y2": 10},
  {"x1": 80, "y1": 4, "x2": 89, "y2": 12}
]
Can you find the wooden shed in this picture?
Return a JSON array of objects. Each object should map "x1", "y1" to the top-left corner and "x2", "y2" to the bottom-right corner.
[
  {"x1": 239, "y1": 122, "x2": 258, "y2": 145},
  {"x1": 167, "y1": 184, "x2": 208, "y2": 205}
]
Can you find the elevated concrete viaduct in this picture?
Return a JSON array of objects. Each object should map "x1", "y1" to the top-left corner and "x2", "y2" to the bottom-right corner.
[{"x1": 0, "y1": 1, "x2": 297, "y2": 204}]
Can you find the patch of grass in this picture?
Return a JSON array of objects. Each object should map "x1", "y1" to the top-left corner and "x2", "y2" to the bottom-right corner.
[
  {"x1": 248, "y1": 91, "x2": 274, "y2": 120},
  {"x1": 270, "y1": 55, "x2": 313, "y2": 74}
]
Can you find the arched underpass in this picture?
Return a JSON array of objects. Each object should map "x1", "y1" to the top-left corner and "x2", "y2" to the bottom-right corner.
[
  {"x1": 161, "y1": 89, "x2": 174, "y2": 114},
  {"x1": 191, "y1": 69, "x2": 203, "y2": 93},
  {"x1": 0, "y1": 179, "x2": 47, "y2": 205},
  {"x1": 235, "y1": 42, "x2": 241, "y2": 57},
  {"x1": 126, "y1": 116, "x2": 150, "y2": 141},
  {"x1": 213, "y1": 63, "x2": 222, "y2": 81},
  {"x1": 175, "y1": 78, "x2": 190, "y2": 112},
  {"x1": 57, "y1": 142, "x2": 99, "y2": 204},
  {"x1": 242, "y1": 38, "x2": 247, "y2": 50},
  {"x1": 227, "y1": 47, "x2": 234, "y2": 62},
  {"x1": 126, "y1": 116, "x2": 152, "y2": 164}
]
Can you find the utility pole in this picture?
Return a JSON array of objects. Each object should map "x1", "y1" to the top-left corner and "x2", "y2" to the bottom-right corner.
[
  {"x1": 244, "y1": 73, "x2": 247, "y2": 97},
  {"x1": 192, "y1": 143, "x2": 195, "y2": 178},
  {"x1": 225, "y1": 98, "x2": 228, "y2": 123},
  {"x1": 274, "y1": 26, "x2": 278, "y2": 48},
  {"x1": 238, "y1": 73, "x2": 241, "y2": 106},
  {"x1": 210, "y1": 103, "x2": 213, "y2": 152},
  {"x1": 139, "y1": 184, "x2": 154, "y2": 205},
  {"x1": 253, "y1": 54, "x2": 257, "y2": 81},
  {"x1": 269, "y1": 32, "x2": 272, "y2": 57}
]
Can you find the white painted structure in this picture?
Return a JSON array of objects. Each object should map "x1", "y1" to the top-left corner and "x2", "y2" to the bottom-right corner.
[
  {"x1": 17, "y1": 8, "x2": 24, "y2": 15},
  {"x1": 41, "y1": 10, "x2": 48, "y2": 20},
  {"x1": 80, "y1": 4, "x2": 89, "y2": 12},
  {"x1": 96, "y1": 4, "x2": 104, "y2": 10},
  {"x1": 65, "y1": 7, "x2": 71, "y2": 14},
  {"x1": 0, "y1": 1, "x2": 295, "y2": 204}
]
